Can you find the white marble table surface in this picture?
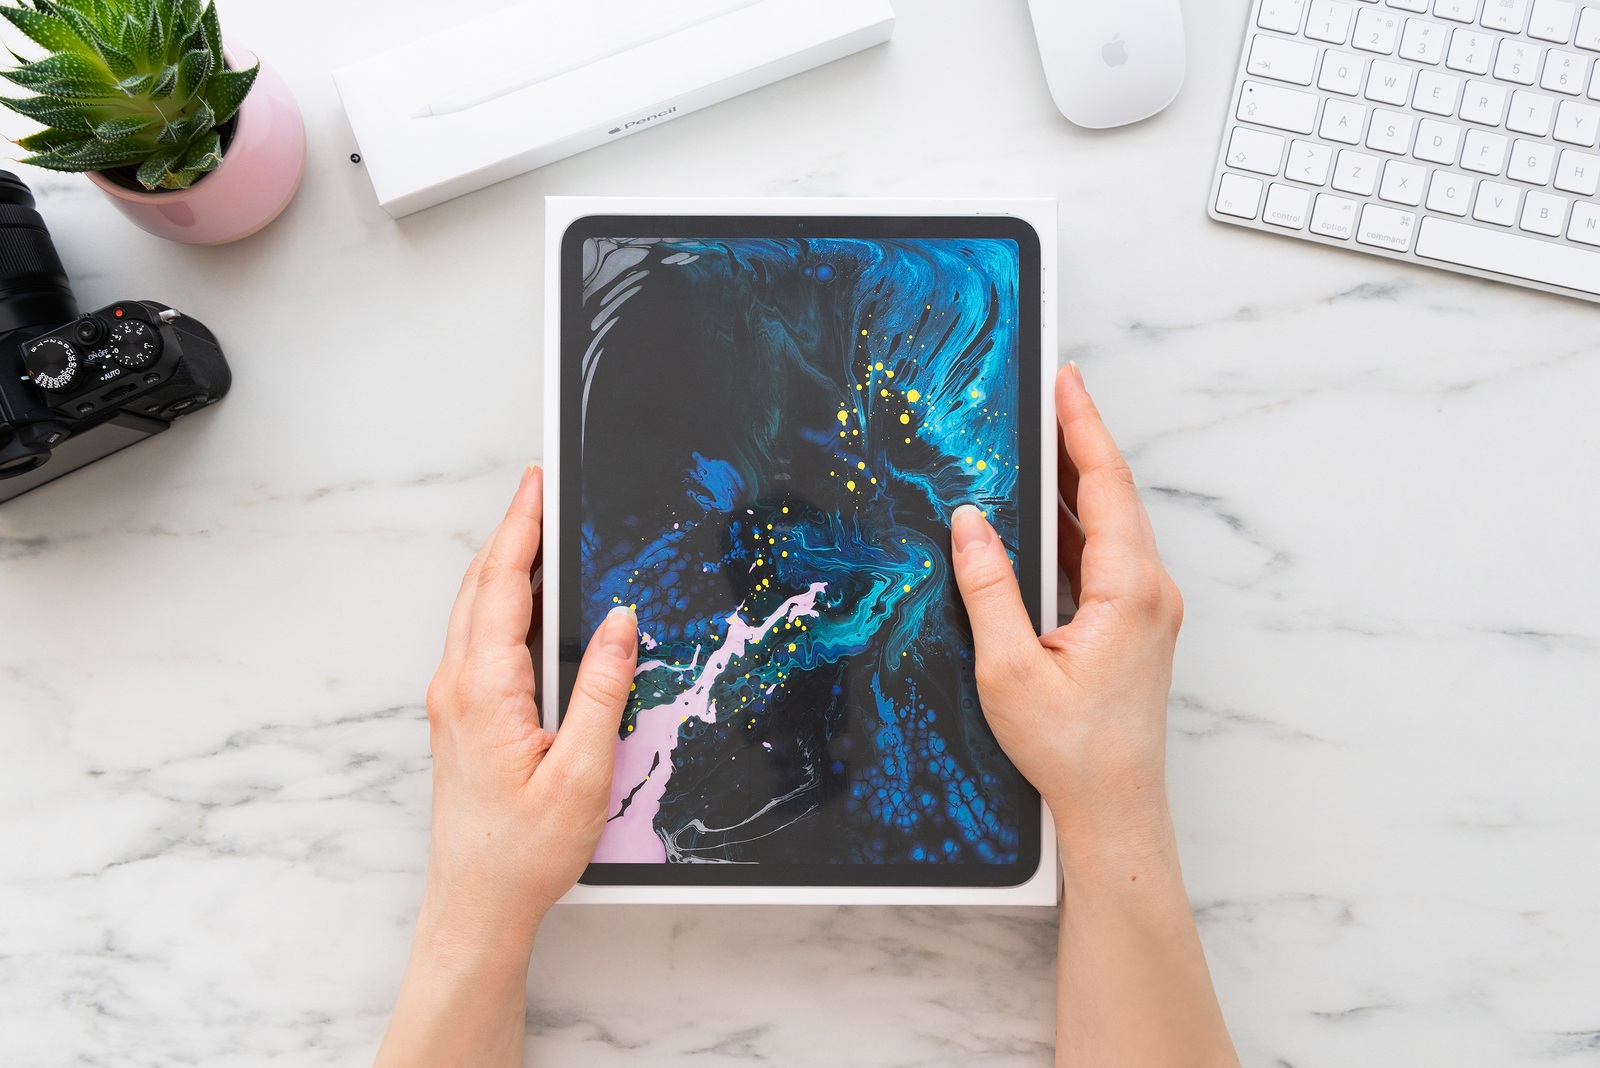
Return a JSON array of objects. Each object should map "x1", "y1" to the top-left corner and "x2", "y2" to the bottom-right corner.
[{"x1": 3, "y1": 1, "x2": 1599, "y2": 1064}]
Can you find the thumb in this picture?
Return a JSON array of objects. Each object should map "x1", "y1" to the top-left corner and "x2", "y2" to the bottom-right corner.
[
  {"x1": 545, "y1": 606, "x2": 638, "y2": 790},
  {"x1": 950, "y1": 505, "x2": 1050, "y2": 694}
]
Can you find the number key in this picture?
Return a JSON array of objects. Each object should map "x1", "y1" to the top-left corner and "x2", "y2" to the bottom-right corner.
[{"x1": 1541, "y1": 49, "x2": 1589, "y2": 94}]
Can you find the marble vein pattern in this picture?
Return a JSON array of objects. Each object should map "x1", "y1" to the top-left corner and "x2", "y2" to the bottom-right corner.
[{"x1": 1, "y1": 1, "x2": 1598, "y2": 1065}]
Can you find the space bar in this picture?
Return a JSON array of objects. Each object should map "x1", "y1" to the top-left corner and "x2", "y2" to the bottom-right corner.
[{"x1": 1416, "y1": 218, "x2": 1600, "y2": 296}]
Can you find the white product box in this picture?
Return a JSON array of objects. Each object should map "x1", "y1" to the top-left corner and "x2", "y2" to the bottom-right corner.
[
  {"x1": 334, "y1": 0, "x2": 896, "y2": 218},
  {"x1": 543, "y1": 197, "x2": 1061, "y2": 907}
]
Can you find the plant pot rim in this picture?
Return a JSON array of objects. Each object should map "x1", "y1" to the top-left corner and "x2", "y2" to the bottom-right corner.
[{"x1": 87, "y1": 42, "x2": 254, "y2": 203}]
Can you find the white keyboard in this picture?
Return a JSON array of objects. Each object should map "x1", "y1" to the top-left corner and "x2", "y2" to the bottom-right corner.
[{"x1": 1211, "y1": 0, "x2": 1600, "y2": 303}]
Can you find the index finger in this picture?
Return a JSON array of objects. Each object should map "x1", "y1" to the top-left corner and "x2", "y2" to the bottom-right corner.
[
  {"x1": 1056, "y1": 364, "x2": 1162, "y2": 603},
  {"x1": 466, "y1": 463, "x2": 545, "y2": 654}
]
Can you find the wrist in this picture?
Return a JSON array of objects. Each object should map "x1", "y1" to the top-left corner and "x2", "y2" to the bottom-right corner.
[
  {"x1": 412, "y1": 863, "x2": 544, "y2": 982},
  {"x1": 1048, "y1": 785, "x2": 1174, "y2": 875}
]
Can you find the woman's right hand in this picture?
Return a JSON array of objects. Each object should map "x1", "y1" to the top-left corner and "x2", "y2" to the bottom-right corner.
[
  {"x1": 950, "y1": 363, "x2": 1238, "y2": 1068},
  {"x1": 950, "y1": 362, "x2": 1184, "y2": 853}
]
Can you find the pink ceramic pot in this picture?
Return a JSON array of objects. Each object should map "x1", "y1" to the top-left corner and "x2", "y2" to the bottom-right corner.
[{"x1": 87, "y1": 44, "x2": 306, "y2": 245}]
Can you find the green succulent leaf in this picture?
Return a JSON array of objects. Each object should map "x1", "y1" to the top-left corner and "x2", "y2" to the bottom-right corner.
[
  {"x1": 120, "y1": 10, "x2": 146, "y2": 61},
  {"x1": 0, "y1": 91, "x2": 105, "y2": 126},
  {"x1": 113, "y1": 69, "x2": 153, "y2": 95},
  {"x1": 17, "y1": 126, "x2": 91, "y2": 152},
  {"x1": 199, "y1": 0, "x2": 218, "y2": 60},
  {"x1": 0, "y1": 7, "x2": 89, "y2": 56},
  {"x1": 144, "y1": 3, "x2": 164, "y2": 67},
  {"x1": 134, "y1": 142, "x2": 181, "y2": 188},
  {"x1": 3, "y1": 53, "x2": 115, "y2": 98},
  {"x1": 93, "y1": 113, "x2": 156, "y2": 140},
  {"x1": 149, "y1": 61, "x2": 174, "y2": 97},
  {"x1": 26, "y1": 135, "x2": 145, "y2": 170},
  {"x1": 178, "y1": 126, "x2": 217, "y2": 169},
  {"x1": 88, "y1": 36, "x2": 136, "y2": 80},
  {"x1": 173, "y1": 44, "x2": 207, "y2": 98},
  {"x1": 203, "y1": 62, "x2": 253, "y2": 123}
]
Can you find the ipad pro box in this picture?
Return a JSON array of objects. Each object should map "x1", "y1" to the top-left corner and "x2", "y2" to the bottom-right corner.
[{"x1": 544, "y1": 198, "x2": 1059, "y2": 905}]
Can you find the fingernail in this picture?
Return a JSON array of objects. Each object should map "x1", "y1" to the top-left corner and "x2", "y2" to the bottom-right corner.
[
  {"x1": 952, "y1": 504, "x2": 995, "y2": 553},
  {"x1": 520, "y1": 462, "x2": 540, "y2": 490},
  {"x1": 597, "y1": 605, "x2": 637, "y2": 659},
  {"x1": 1067, "y1": 361, "x2": 1085, "y2": 388}
]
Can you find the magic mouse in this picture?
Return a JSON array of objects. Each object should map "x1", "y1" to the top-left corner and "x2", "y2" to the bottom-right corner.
[{"x1": 1026, "y1": 0, "x2": 1186, "y2": 129}]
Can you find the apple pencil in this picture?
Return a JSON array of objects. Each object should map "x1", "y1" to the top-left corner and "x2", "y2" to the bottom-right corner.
[{"x1": 411, "y1": 0, "x2": 765, "y2": 119}]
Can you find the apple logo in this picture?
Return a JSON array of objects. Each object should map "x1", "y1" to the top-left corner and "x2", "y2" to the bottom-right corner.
[{"x1": 1102, "y1": 34, "x2": 1129, "y2": 67}]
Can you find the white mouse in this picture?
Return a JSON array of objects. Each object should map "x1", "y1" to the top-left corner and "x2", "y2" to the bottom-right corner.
[{"x1": 1026, "y1": 0, "x2": 1186, "y2": 129}]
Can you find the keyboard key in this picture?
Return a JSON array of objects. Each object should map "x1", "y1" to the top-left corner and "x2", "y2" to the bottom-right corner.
[
  {"x1": 1507, "y1": 90, "x2": 1557, "y2": 134},
  {"x1": 1320, "y1": 50, "x2": 1368, "y2": 93},
  {"x1": 1528, "y1": 0, "x2": 1576, "y2": 42},
  {"x1": 1463, "y1": 127, "x2": 1511, "y2": 170},
  {"x1": 1357, "y1": 203, "x2": 1419, "y2": 249},
  {"x1": 1287, "y1": 138, "x2": 1336, "y2": 183},
  {"x1": 1474, "y1": 178, "x2": 1522, "y2": 222},
  {"x1": 1228, "y1": 126, "x2": 1289, "y2": 174},
  {"x1": 1554, "y1": 147, "x2": 1600, "y2": 193},
  {"x1": 1481, "y1": 0, "x2": 1531, "y2": 33},
  {"x1": 1434, "y1": 0, "x2": 1480, "y2": 22},
  {"x1": 1446, "y1": 28, "x2": 1494, "y2": 73},
  {"x1": 1380, "y1": 158, "x2": 1429, "y2": 202},
  {"x1": 1237, "y1": 80, "x2": 1321, "y2": 133},
  {"x1": 1334, "y1": 148, "x2": 1382, "y2": 192},
  {"x1": 1570, "y1": 202, "x2": 1600, "y2": 245},
  {"x1": 1428, "y1": 169, "x2": 1477, "y2": 212},
  {"x1": 1368, "y1": 107, "x2": 1418, "y2": 151},
  {"x1": 1494, "y1": 39, "x2": 1544, "y2": 83},
  {"x1": 1322, "y1": 97, "x2": 1371, "y2": 140},
  {"x1": 1541, "y1": 49, "x2": 1590, "y2": 93},
  {"x1": 1591, "y1": 64, "x2": 1600, "y2": 98},
  {"x1": 1460, "y1": 79, "x2": 1509, "y2": 122},
  {"x1": 1307, "y1": 0, "x2": 1356, "y2": 42},
  {"x1": 1417, "y1": 215, "x2": 1600, "y2": 291},
  {"x1": 1507, "y1": 137, "x2": 1558, "y2": 181},
  {"x1": 1264, "y1": 183, "x2": 1314, "y2": 228},
  {"x1": 1367, "y1": 58, "x2": 1416, "y2": 102},
  {"x1": 1520, "y1": 189, "x2": 1569, "y2": 234},
  {"x1": 1259, "y1": 0, "x2": 1310, "y2": 33},
  {"x1": 1216, "y1": 172, "x2": 1266, "y2": 218},
  {"x1": 1577, "y1": 7, "x2": 1600, "y2": 51},
  {"x1": 1354, "y1": 8, "x2": 1402, "y2": 51},
  {"x1": 1414, "y1": 68, "x2": 1464, "y2": 112},
  {"x1": 1311, "y1": 192, "x2": 1360, "y2": 237},
  {"x1": 1400, "y1": 18, "x2": 1448, "y2": 62},
  {"x1": 1554, "y1": 99, "x2": 1600, "y2": 144},
  {"x1": 1249, "y1": 34, "x2": 1321, "y2": 84},
  {"x1": 1388, "y1": 0, "x2": 1430, "y2": 10},
  {"x1": 1415, "y1": 117, "x2": 1465, "y2": 161}
]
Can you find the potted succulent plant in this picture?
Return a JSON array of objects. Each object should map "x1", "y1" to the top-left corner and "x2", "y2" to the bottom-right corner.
[{"x1": 0, "y1": 0, "x2": 305, "y2": 244}]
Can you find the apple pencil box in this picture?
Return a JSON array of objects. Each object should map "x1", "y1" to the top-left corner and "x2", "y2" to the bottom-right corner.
[{"x1": 543, "y1": 197, "x2": 1059, "y2": 905}]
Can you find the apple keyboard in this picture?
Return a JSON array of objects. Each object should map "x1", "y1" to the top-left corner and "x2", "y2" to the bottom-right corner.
[{"x1": 1210, "y1": 0, "x2": 1600, "y2": 303}]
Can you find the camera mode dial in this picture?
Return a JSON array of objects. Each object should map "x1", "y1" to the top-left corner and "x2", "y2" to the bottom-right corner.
[
  {"x1": 110, "y1": 319, "x2": 162, "y2": 369},
  {"x1": 24, "y1": 336, "x2": 80, "y2": 391}
]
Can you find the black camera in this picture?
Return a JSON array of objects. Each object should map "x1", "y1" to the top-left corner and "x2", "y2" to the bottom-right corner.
[{"x1": 0, "y1": 170, "x2": 230, "y2": 505}]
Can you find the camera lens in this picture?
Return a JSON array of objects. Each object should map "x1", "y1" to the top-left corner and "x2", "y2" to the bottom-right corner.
[{"x1": 0, "y1": 171, "x2": 78, "y2": 337}]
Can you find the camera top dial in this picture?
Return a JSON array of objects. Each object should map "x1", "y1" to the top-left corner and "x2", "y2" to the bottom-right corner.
[
  {"x1": 110, "y1": 319, "x2": 162, "y2": 369},
  {"x1": 23, "y1": 335, "x2": 80, "y2": 391}
]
